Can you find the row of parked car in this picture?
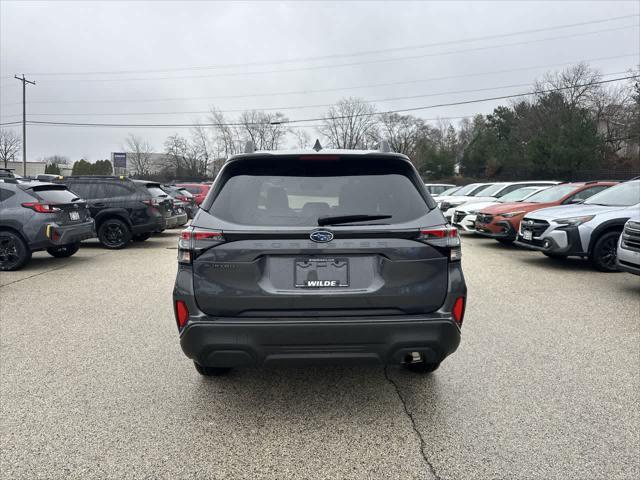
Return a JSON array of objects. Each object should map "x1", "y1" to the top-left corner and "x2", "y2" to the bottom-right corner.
[
  {"x1": 424, "y1": 179, "x2": 640, "y2": 274},
  {"x1": 0, "y1": 168, "x2": 211, "y2": 271}
]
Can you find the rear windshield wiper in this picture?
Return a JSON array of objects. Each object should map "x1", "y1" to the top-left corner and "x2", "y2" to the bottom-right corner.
[{"x1": 317, "y1": 214, "x2": 392, "y2": 226}]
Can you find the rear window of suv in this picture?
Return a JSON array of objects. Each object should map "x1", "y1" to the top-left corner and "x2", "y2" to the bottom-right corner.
[
  {"x1": 208, "y1": 157, "x2": 430, "y2": 226},
  {"x1": 32, "y1": 186, "x2": 80, "y2": 203}
]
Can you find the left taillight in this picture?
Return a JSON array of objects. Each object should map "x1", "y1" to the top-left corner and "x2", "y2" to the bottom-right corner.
[
  {"x1": 178, "y1": 227, "x2": 224, "y2": 264},
  {"x1": 175, "y1": 300, "x2": 189, "y2": 329},
  {"x1": 418, "y1": 226, "x2": 461, "y2": 261},
  {"x1": 21, "y1": 202, "x2": 60, "y2": 213},
  {"x1": 452, "y1": 297, "x2": 465, "y2": 326}
]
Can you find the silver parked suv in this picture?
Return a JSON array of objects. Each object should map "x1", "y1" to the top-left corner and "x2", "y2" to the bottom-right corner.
[
  {"x1": 516, "y1": 180, "x2": 640, "y2": 271},
  {"x1": 173, "y1": 145, "x2": 467, "y2": 376}
]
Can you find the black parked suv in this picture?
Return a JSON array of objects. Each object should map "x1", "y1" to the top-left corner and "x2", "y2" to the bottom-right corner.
[
  {"x1": 0, "y1": 180, "x2": 95, "y2": 271},
  {"x1": 54, "y1": 176, "x2": 163, "y2": 248},
  {"x1": 173, "y1": 147, "x2": 467, "y2": 376}
]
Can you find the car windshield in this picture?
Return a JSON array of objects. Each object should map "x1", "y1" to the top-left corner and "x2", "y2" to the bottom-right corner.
[
  {"x1": 452, "y1": 184, "x2": 482, "y2": 196},
  {"x1": 469, "y1": 184, "x2": 494, "y2": 196},
  {"x1": 439, "y1": 186, "x2": 460, "y2": 196},
  {"x1": 474, "y1": 183, "x2": 507, "y2": 197},
  {"x1": 209, "y1": 159, "x2": 429, "y2": 226},
  {"x1": 525, "y1": 184, "x2": 579, "y2": 203},
  {"x1": 499, "y1": 186, "x2": 544, "y2": 202},
  {"x1": 584, "y1": 181, "x2": 640, "y2": 206}
]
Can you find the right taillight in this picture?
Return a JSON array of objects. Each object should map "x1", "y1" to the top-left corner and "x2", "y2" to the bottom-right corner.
[
  {"x1": 418, "y1": 226, "x2": 461, "y2": 261},
  {"x1": 452, "y1": 297, "x2": 465, "y2": 326},
  {"x1": 178, "y1": 227, "x2": 224, "y2": 264},
  {"x1": 175, "y1": 300, "x2": 189, "y2": 329}
]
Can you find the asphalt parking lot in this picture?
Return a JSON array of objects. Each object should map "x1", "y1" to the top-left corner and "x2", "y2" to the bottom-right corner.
[{"x1": 1, "y1": 231, "x2": 638, "y2": 480}]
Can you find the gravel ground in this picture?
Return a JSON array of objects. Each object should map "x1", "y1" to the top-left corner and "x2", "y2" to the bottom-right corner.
[{"x1": 1, "y1": 232, "x2": 638, "y2": 479}]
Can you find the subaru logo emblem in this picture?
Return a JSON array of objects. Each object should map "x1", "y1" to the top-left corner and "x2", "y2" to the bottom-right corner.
[{"x1": 310, "y1": 229, "x2": 334, "y2": 243}]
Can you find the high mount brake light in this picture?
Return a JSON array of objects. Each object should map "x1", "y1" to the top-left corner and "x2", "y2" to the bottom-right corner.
[
  {"x1": 298, "y1": 155, "x2": 340, "y2": 161},
  {"x1": 178, "y1": 227, "x2": 224, "y2": 264},
  {"x1": 418, "y1": 226, "x2": 461, "y2": 261},
  {"x1": 21, "y1": 202, "x2": 60, "y2": 213}
]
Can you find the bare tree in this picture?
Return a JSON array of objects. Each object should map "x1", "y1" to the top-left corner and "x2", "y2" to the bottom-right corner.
[
  {"x1": 124, "y1": 134, "x2": 154, "y2": 177},
  {"x1": 534, "y1": 63, "x2": 602, "y2": 109},
  {"x1": 191, "y1": 124, "x2": 213, "y2": 175},
  {"x1": 238, "y1": 110, "x2": 289, "y2": 150},
  {"x1": 290, "y1": 128, "x2": 311, "y2": 149},
  {"x1": 0, "y1": 129, "x2": 21, "y2": 167},
  {"x1": 164, "y1": 133, "x2": 189, "y2": 174},
  {"x1": 318, "y1": 98, "x2": 379, "y2": 149},
  {"x1": 209, "y1": 108, "x2": 241, "y2": 158},
  {"x1": 378, "y1": 113, "x2": 425, "y2": 156}
]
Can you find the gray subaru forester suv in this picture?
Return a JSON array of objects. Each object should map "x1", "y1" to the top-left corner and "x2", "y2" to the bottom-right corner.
[{"x1": 173, "y1": 147, "x2": 467, "y2": 376}]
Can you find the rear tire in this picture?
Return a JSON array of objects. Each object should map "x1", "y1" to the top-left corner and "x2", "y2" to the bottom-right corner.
[
  {"x1": 98, "y1": 218, "x2": 131, "y2": 249},
  {"x1": 132, "y1": 232, "x2": 152, "y2": 242},
  {"x1": 0, "y1": 231, "x2": 31, "y2": 271},
  {"x1": 194, "y1": 362, "x2": 232, "y2": 376},
  {"x1": 590, "y1": 231, "x2": 621, "y2": 272},
  {"x1": 403, "y1": 360, "x2": 441, "y2": 374},
  {"x1": 46, "y1": 242, "x2": 80, "y2": 258}
]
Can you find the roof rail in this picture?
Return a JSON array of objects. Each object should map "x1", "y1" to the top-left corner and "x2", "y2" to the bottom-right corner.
[
  {"x1": 244, "y1": 141, "x2": 255, "y2": 154},
  {"x1": 379, "y1": 140, "x2": 392, "y2": 153}
]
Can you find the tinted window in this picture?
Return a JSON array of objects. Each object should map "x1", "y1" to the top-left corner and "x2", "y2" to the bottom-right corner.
[
  {"x1": 33, "y1": 187, "x2": 80, "y2": 203},
  {"x1": 66, "y1": 182, "x2": 104, "y2": 199},
  {"x1": 209, "y1": 160, "x2": 428, "y2": 226},
  {"x1": 103, "y1": 183, "x2": 133, "y2": 198},
  {"x1": 526, "y1": 185, "x2": 579, "y2": 203},
  {"x1": 584, "y1": 181, "x2": 640, "y2": 206},
  {"x1": 0, "y1": 187, "x2": 15, "y2": 202}
]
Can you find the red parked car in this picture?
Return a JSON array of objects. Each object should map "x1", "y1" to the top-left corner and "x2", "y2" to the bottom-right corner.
[
  {"x1": 175, "y1": 183, "x2": 211, "y2": 205},
  {"x1": 474, "y1": 181, "x2": 617, "y2": 243}
]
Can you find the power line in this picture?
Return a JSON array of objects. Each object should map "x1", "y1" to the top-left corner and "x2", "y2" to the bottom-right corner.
[
  {"x1": 9, "y1": 75, "x2": 636, "y2": 128},
  {"x1": 12, "y1": 14, "x2": 638, "y2": 77},
  {"x1": 17, "y1": 24, "x2": 639, "y2": 85},
  {"x1": 2, "y1": 53, "x2": 637, "y2": 108},
  {"x1": 1, "y1": 69, "x2": 634, "y2": 120}
]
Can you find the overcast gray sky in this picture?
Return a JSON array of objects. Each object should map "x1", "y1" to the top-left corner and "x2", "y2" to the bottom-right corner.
[{"x1": 1, "y1": 0, "x2": 638, "y2": 162}]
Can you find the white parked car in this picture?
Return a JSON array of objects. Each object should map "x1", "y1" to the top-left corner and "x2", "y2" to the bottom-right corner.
[
  {"x1": 440, "y1": 181, "x2": 558, "y2": 221},
  {"x1": 617, "y1": 213, "x2": 640, "y2": 275},
  {"x1": 452, "y1": 186, "x2": 551, "y2": 232},
  {"x1": 424, "y1": 183, "x2": 455, "y2": 196}
]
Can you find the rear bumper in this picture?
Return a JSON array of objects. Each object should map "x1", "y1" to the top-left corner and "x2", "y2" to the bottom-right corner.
[
  {"x1": 29, "y1": 220, "x2": 96, "y2": 250},
  {"x1": 179, "y1": 317, "x2": 461, "y2": 368},
  {"x1": 162, "y1": 213, "x2": 188, "y2": 229}
]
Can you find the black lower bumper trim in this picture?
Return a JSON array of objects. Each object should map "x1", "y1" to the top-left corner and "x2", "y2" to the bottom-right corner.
[{"x1": 180, "y1": 318, "x2": 461, "y2": 368}]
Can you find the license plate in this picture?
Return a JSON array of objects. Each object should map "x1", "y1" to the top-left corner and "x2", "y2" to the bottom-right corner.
[
  {"x1": 69, "y1": 211, "x2": 80, "y2": 221},
  {"x1": 295, "y1": 258, "x2": 349, "y2": 288},
  {"x1": 523, "y1": 230, "x2": 533, "y2": 241}
]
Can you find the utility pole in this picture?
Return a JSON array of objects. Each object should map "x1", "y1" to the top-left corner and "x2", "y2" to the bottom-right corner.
[{"x1": 14, "y1": 74, "x2": 36, "y2": 176}]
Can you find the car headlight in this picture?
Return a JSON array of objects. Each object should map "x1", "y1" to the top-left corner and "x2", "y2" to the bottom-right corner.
[
  {"x1": 500, "y1": 211, "x2": 526, "y2": 218},
  {"x1": 554, "y1": 215, "x2": 595, "y2": 226}
]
